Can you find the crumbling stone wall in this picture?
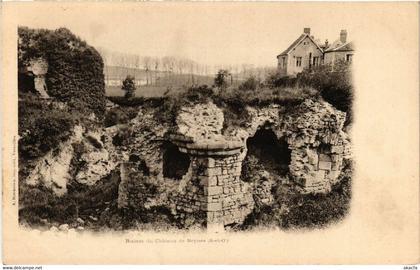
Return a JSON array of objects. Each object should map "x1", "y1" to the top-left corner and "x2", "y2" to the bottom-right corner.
[
  {"x1": 115, "y1": 100, "x2": 350, "y2": 228},
  {"x1": 26, "y1": 125, "x2": 118, "y2": 196},
  {"x1": 280, "y1": 99, "x2": 351, "y2": 193},
  {"x1": 227, "y1": 99, "x2": 351, "y2": 194}
]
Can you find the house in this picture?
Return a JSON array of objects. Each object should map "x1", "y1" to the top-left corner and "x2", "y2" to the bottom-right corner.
[
  {"x1": 276, "y1": 28, "x2": 324, "y2": 77},
  {"x1": 323, "y1": 30, "x2": 355, "y2": 65},
  {"x1": 277, "y1": 28, "x2": 354, "y2": 77}
]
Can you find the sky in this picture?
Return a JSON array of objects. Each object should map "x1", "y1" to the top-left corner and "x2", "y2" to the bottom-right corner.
[{"x1": 15, "y1": 2, "x2": 359, "y2": 67}]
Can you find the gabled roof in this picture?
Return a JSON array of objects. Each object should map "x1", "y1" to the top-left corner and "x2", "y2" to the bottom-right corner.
[
  {"x1": 324, "y1": 41, "x2": 354, "y2": 53},
  {"x1": 277, "y1": 33, "x2": 324, "y2": 57}
]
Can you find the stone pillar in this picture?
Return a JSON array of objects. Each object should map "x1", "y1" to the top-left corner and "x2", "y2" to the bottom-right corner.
[
  {"x1": 171, "y1": 134, "x2": 254, "y2": 230},
  {"x1": 195, "y1": 155, "x2": 254, "y2": 228}
]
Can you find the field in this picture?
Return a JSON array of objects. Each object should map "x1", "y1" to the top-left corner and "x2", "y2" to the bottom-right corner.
[
  {"x1": 106, "y1": 73, "x2": 216, "y2": 97},
  {"x1": 106, "y1": 85, "x2": 174, "y2": 97}
]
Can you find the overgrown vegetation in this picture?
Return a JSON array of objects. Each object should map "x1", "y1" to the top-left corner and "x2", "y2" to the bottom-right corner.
[
  {"x1": 104, "y1": 106, "x2": 139, "y2": 127},
  {"x1": 121, "y1": 75, "x2": 136, "y2": 99},
  {"x1": 266, "y1": 60, "x2": 353, "y2": 125},
  {"x1": 18, "y1": 27, "x2": 106, "y2": 116},
  {"x1": 147, "y1": 83, "x2": 318, "y2": 127},
  {"x1": 18, "y1": 93, "x2": 101, "y2": 160},
  {"x1": 238, "y1": 76, "x2": 261, "y2": 91},
  {"x1": 18, "y1": 96, "x2": 74, "y2": 159},
  {"x1": 241, "y1": 159, "x2": 353, "y2": 230}
]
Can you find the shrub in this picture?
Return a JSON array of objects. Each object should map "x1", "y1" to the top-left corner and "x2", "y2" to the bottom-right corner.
[
  {"x1": 104, "y1": 108, "x2": 129, "y2": 127},
  {"x1": 216, "y1": 85, "x2": 318, "y2": 107},
  {"x1": 298, "y1": 60, "x2": 353, "y2": 125},
  {"x1": 18, "y1": 27, "x2": 106, "y2": 116},
  {"x1": 104, "y1": 107, "x2": 139, "y2": 127},
  {"x1": 107, "y1": 96, "x2": 146, "y2": 107},
  {"x1": 180, "y1": 84, "x2": 215, "y2": 103},
  {"x1": 262, "y1": 61, "x2": 354, "y2": 125},
  {"x1": 122, "y1": 75, "x2": 136, "y2": 99},
  {"x1": 241, "y1": 159, "x2": 353, "y2": 230},
  {"x1": 238, "y1": 76, "x2": 260, "y2": 91},
  {"x1": 18, "y1": 98, "x2": 74, "y2": 159},
  {"x1": 265, "y1": 73, "x2": 298, "y2": 88},
  {"x1": 153, "y1": 85, "x2": 215, "y2": 125},
  {"x1": 214, "y1": 69, "x2": 230, "y2": 89}
]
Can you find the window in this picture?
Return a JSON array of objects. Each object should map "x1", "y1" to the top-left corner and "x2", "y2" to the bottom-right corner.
[
  {"x1": 282, "y1": 57, "x2": 287, "y2": 68},
  {"x1": 296, "y1": 57, "x2": 302, "y2": 67},
  {"x1": 346, "y1": 54, "x2": 353, "y2": 62},
  {"x1": 313, "y1": 56, "x2": 320, "y2": 66}
]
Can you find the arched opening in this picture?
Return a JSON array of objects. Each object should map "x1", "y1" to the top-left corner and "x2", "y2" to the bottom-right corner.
[
  {"x1": 18, "y1": 72, "x2": 36, "y2": 93},
  {"x1": 241, "y1": 128, "x2": 291, "y2": 182},
  {"x1": 162, "y1": 142, "x2": 190, "y2": 180}
]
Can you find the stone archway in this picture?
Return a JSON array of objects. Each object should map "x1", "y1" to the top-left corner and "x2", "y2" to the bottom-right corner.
[
  {"x1": 241, "y1": 127, "x2": 291, "y2": 183},
  {"x1": 162, "y1": 141, "x2": 191, "y2": 180},
  {"x1": 18, "y1": 72, "x2": 36, "y2": 93}
]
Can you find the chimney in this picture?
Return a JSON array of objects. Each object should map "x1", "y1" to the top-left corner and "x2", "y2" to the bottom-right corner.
[
  {"x1": 304, "y1": 28, "x2": 311, "y2": 35},
  {"x1": 340, "y1": 29, "x2": 347, "y2": 43}
]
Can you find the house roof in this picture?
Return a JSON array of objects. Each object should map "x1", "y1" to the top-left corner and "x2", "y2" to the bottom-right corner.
[
  {"x1": 277, "y1": 33, "x2": 324, "y2": 57},
  {"x1": 324, "y1": 41, "x2": 355, "y2": 53}
]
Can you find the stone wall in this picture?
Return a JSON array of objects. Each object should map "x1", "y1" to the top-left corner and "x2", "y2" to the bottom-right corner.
[
  {"x1": 170, "y1": 138, "x2": 254, "y2": 228},
  {"x1": 26, "y1": 124, "x2": 119, "y2": 196},
  {"x1": 115, "y1": 100, "x2": 350, "y2": 229},
  {"x1": 226, "y1": 99, "x2": 351, "y2": 194},
  {"x1": 28, "y1": 99, "x2": 350, "y2": 228}
]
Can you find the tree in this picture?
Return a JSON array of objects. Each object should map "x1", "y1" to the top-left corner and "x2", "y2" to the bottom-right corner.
[
  {"x1": 214, "y1": 69, "x2": 230, "y2": 89},
  {"x1": 153, "y1": 57, "x2": 160, "y2": 86},
  {"x1": 122, "y1": 75, "x2": 136, "y2": 99},
  {"x1": 143, "y1": 57, "x2": 151, "y2": 85}
]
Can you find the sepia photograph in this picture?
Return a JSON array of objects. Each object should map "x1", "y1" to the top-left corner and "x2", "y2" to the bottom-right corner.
[
  {"x1": 2, "y1": 2, "x2": 419, "y2": 265},
  {"x1": 17, "y1": 16, "x2": 354, "y2": 234}
]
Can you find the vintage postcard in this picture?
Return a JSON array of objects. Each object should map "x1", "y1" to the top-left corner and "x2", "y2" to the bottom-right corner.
[{"x1": 1, "y1": 2, "x2": 419, "y2": 265}]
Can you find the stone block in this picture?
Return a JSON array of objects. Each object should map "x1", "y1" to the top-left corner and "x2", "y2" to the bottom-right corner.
[
  {"x1": 327, "y1": 170, "x2": 340, "y2": 182},
  {"x1": 307, "y1": 170, "x2": 326, "y2": 186},
  {"x1": 331, "y1": 145, "x2": 344, "y2": 154},
  {"x1": 207, "y1": 158, "x2": 216, "y2": 168},
  {"x1": 208, "y1": 167, "x2": 222, "y2": 176},
  {"x1": 205, "y1": 186, "x2": 223, "y2": 196},
  {"x1": 318, "y1": 161, "x2": 332, "y2": 170},
  {"x1": 222, "y1": 200, "x2": 235, "y2": 208},
  {"x1": 199, "y1": 176, "x2": 209, "y2": 186},
  {"x1": 207, "y1": 202, "x2": 222, "y2": 211},
  {"x1": 319, "y1": 154, "x2": 332, "y2": 162},
  {"x1": 331, "y1": 154, "x2": 340, "y2": 162},
  {"x1": 216, "y1": 175, "x2": 226, "y2": 185}
]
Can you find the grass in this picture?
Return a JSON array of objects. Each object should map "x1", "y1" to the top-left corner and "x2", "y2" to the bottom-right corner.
[
  {"x1": 240, "y1": 159, "x2": 353, "y2": 231},
  {"x1": 106, "y1": 85, "x2": 175, "y2": 98}
]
